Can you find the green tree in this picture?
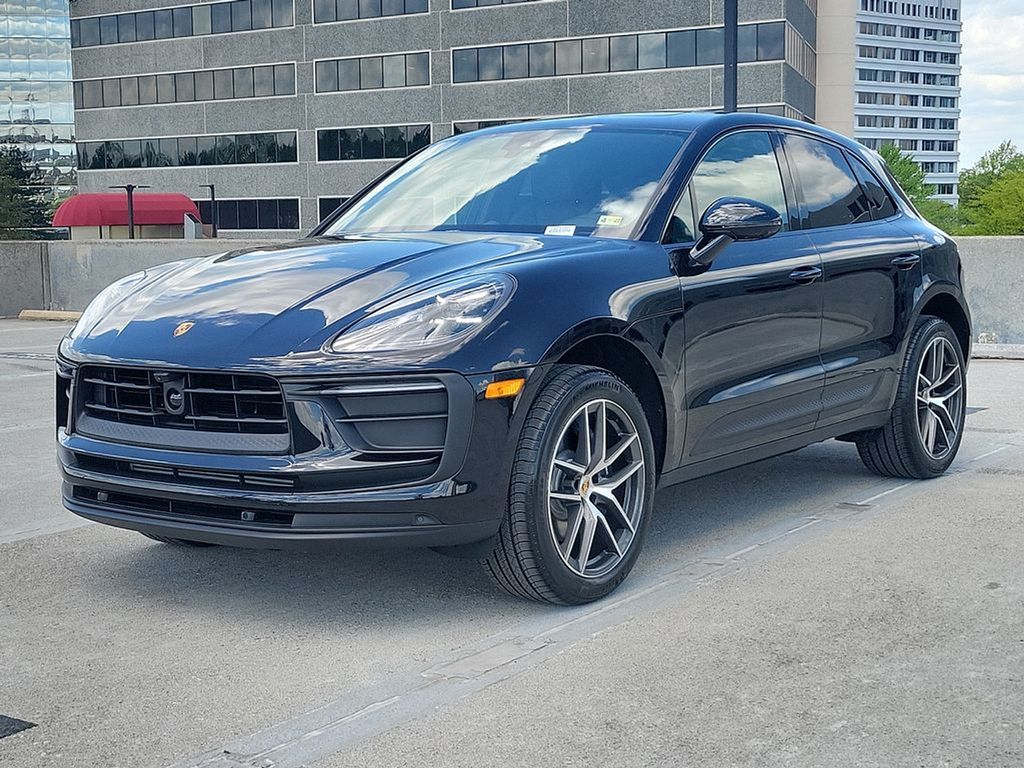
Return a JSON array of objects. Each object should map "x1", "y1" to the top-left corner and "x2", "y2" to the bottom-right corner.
[
  {"x1": 961, "y1": 171, "x2": 1024, "y2": 236},
  {"x1": 877, "y1": 143, "x2": 960, "y2": 232},
  {"x1": 879, "y1": 142, "x2": 933, "y2": 203},
  {"x1": 958, "y1": 141, "x2": 1024, "y2": 230},
  {"x1": 0, "y1": 145, "x2": 49, "y2": 239}
]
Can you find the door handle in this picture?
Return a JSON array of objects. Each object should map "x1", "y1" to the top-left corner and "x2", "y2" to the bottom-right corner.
[
  {"x1": 891, "y1": 254, "x2": 921, "y2": 270},
  {"x1": 788, "y1": 266, "x2": 822, "y2": 285}
]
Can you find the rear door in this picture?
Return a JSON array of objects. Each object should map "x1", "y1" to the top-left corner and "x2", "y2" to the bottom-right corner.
[
  {"x1": 780, "y1": 132, "x2": 921, "y2": 428},
  {"x1": 666, "y1": 130, "x2": 825, "y2": 464}
]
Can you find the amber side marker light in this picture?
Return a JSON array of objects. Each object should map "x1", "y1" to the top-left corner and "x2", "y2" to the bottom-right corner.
[{"x1": 485, "y1": 378, "x2": 526, "y2": 399}]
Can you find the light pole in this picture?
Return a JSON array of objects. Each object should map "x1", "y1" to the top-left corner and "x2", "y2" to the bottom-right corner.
[
  {"x1": 724, "y1": 0, "x2": 738, "y2": 113},
  {"x1": 200, "y1": 184, "x2": 218, "y2": 238},
  {"x1": 109, "y1": 184, "x2": 150, "y2": 239}
]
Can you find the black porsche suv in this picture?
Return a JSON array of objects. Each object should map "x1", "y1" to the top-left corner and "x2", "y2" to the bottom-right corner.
[{"x1": 57, "y1": 112, "x2": 971, "y2": 604}]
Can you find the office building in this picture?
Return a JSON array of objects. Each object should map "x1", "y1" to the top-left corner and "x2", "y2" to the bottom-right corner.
[
  {"x1": 2, "y1": 0, "x2": 76, "y2": 201},
  {"x1": 68, "y1": 0, "x2": 819, "y2": 237}
]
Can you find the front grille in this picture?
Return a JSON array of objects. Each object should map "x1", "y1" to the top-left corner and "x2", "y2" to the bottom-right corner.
[
  {"x1": 77, "y1": 365, "x2": 287, "y2": 435},
  {"x1": 74, "y1": 453, "x2": 296, "y2": 491},
  {"x1": 72, "y1": 486, "x2": 294, "y2": 528}
]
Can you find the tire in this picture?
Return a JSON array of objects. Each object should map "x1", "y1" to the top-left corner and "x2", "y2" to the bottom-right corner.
[
  {"x1": 855, "y1": 316, "x2": 966, "y2": 479},
  {"x1": 482, "y1": 365, "x2": 657, "y2": 604},
  {"x1": 140, "y1": 533, "x2": 219, "y2": 547}
]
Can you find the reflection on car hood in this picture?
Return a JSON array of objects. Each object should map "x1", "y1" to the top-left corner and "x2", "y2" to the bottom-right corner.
[{"x1": 65, "y1": 231, "x2": 616, "y2": 368}]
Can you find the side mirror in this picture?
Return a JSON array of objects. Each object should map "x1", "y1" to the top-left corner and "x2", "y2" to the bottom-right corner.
[{"x1": 688, "y1": 197, "x2": 783, "y2": 267}]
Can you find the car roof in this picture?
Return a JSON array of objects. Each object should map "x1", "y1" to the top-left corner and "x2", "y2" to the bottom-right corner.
[{"x1": 468, "y1": 111, "x2": 870, "y2": 158}]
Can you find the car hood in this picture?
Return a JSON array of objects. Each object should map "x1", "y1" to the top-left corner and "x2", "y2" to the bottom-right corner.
[{"x1": 64, "y1": 231, "x2": 619, "y2": 369}]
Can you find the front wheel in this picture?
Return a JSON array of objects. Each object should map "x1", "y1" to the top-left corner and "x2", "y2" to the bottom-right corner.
[
  {"x1": 483, "y1": 365, "x2": 656, "y2": 604},
  {"x1": 856, "y1": 317, "x2": 966, "y2": 479}
]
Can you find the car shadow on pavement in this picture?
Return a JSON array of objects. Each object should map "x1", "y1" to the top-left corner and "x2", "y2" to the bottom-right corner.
[{"x1": 74, "y1": 440, "x2": 876, "y2": 624}]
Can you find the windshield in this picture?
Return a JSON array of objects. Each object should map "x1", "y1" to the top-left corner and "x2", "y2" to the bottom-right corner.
[{"x1": 323, "y1": 126, "x2": 689, "y2": 239}]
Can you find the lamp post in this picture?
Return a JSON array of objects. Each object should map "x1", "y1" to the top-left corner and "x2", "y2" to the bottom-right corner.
[
  {"x1": 200, "y1": 184, "x2": 218, "y2": 238},
  {"x1": 724, "y1": 0, "x2": 738, "y2": 113},
  {"x1": 109, "y1": 184, "x2": 150, "y2": 239}
]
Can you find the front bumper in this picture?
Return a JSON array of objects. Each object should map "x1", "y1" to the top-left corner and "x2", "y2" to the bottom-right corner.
[{"x1": 58, "y1": 365, "x2": 533, "y2": 549}]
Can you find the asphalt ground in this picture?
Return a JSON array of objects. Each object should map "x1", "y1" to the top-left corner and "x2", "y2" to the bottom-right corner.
[{"x1": 1, "y1": 318, "x2": 1021, "y2": 768}]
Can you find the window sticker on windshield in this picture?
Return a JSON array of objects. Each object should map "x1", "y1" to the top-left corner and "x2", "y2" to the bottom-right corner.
[
  {"x1": 597, "y1": 215, "x2": 624, "y2": 226},
  {"x1": 544, "y1": 225, "x2": 577, "y2": 236}
]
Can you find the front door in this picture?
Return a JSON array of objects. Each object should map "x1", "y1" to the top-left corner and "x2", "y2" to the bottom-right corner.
[{"x1": 666, "y1": 130, "x2": 825, "y2": 464}]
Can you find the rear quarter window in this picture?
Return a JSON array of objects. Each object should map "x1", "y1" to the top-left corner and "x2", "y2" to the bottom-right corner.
[{"x1": 784, "y1": 134, "x2": 872, "y2": 229}]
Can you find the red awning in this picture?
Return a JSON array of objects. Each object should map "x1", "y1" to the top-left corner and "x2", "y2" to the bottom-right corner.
[{"x1": 52, "y1": 193, "x2": 201, "y2": 227}]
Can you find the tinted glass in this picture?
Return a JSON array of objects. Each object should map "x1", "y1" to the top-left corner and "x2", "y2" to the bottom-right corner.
[
  {"x1": 696, "y1": 27, "x2": 723, "y2": 65},
  {"x1": 362, "y1": 127, "x2": 384, "y2": 159},
  {"x1": 231, "y1": 1, "x2": 252, "y2": 31},
  {"x1": 273, "y1": 0, "x2": 294, "y2": 25},
  {"x1": 582, "y1": 37, "x2": 609, "y2": 73},
  {"x1": 319, "y1": 130, "x2": 340, "y2": 161},
  {"x1": 664, "y1": 185, "x2": 696, "y2": 244},
  {"x1": 120, "y1": 78, "x2": 139, "y2": 106},
  {"x1": 212, "y1": 4, "x2": 232, "y2": 32},
  {"x1": 173, "y1": 8, "x2": 193, "y2": 36},
  {"x1": 233, "y1": 68, "x2": 254, "y2": 98},
  {"x1": 609, "y1": 35, "x2": 638, "y2": 71},
  {"x1": 847, "y1": 153, "x2": 899, "y2": 219},
  {"x1": 638, "y1": 33, "x2": 666, "y2": 69},
  {"x1": 156, "y1": 74, "x2": 176, "y2": 103},
  {"x1": 406, "y1": 53, "x2": 430, "y2": 86},
  {"x1": 275, "y1": 64, "x2": 295, "y2": 94},
  {"x1": 691, "y1": 131, "x2": 788, "y2": 227},
  {"x1": 175, "y1": 73, "x2": 195, "y2": 101},
  {"x1": 360, "y1": 57, "x2": 383, "y2": 89},
  {"x1": 325, "y1": 127, "x2": 688, "y2": 238},
  {"x1": 453, "y1": 49, "x2": 477, "y2": 83},
  {"x1": 382, "y1": 55, "x2": 406, "y2": 88},
  {"x1": 253, "y1": 65, "x2": 275, "y2": 97},
  {"x1": 153, "y1": 10, "x2": 174, "y2": 38},
  {"x1": 504, "y1": 45, "x2": 529, "y2": 79},
  {"x1": 252, "y1": 0, "x2": 274, "y2": 28},
  {"x1": 102, "y1": 79, "x2": 120, "y2": 108},
  {"x1": 136, "y1": 12, "x2": 155, "y2": 40},
  {"x1": 338, "y1": 59, "x2": 360, "y2": 90},
  {"x1": 193, "y1": 6, "x2": 212, "y2": 35},
  {"x1": 667, "y1": 30, "x2": 696, "y2": 67},
  {"x1": 194, "y1": 71, "x2": 215, "y2": 100},
  {"x1": 758, "y1": 22, "x2": 785, "y2": 60},
  {"x1": 785, "y1": 135, "x2": 871, "y2": 229},
  {"x1": 138, "y1": 76, "x2": 157, "y2": 104},
  {"x1": 214, "y1": 69, "x2": 234, "y2": 99},
  {"x1": 555, "y1": 40, "x2": 582, "y2": 74},
  {"x1": 118, "y1": 14, "x2": 136, "y2": 43}
]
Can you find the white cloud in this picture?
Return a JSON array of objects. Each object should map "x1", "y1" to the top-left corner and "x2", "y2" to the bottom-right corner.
[{"x1": 960, "y1": 3, "x2": 1024, "y2": 167}]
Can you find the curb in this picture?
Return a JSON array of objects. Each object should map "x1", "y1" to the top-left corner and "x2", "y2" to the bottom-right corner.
[{"x1": 18, "y1": 309, "x2": 82, "y2": 322}]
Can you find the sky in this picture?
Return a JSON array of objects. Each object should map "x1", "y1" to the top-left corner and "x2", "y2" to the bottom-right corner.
[{"x1": 959, "y1": 0, "x2": 1024, "y2": 167}]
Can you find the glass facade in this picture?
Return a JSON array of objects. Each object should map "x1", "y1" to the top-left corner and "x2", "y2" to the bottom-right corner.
[{"x1": 1, "y1": 0, "x2": 76, "y2": 200}]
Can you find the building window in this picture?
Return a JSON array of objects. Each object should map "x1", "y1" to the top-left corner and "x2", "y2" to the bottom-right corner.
[
  {"x1": 452, "y1": 22, "x2": 784, "y2": 84},
  {"x1": 196, "y1": 198, "x2": 300, "y2": 230},
  {"x1": 72, "y1": 1, "x2": 294, "y2": 48},
  {"x1": 313, "y1": 0, "x2": 428, "y2": 23},
  {"x1": 74, "y1": 64, "x2": 295, "y2": 110},
  {"x1": 935, "y1": 184, "x2": 955, "y2": 196},
  {"x1": 77, "y1": 132, "x2": 298, "y2": 170},
  {"x1": 452, "y1": 118, "x2": 537, "y2": 134},
  {"x1": 317, "y1": 124, "x2": 430, "y2": 161},
  {"x1": 315, "y1": 52, "x2": 429, "y2": 92},
  {"x1": 318, "y1": 197, "x2": 351, "y2": 222},
  {"x1": 451, "y1": 0, "x2": 543, "y2": 8}
]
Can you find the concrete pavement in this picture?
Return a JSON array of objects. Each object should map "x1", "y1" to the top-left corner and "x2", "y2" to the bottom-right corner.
[{"x1": 1, "y1": 319, "x2": 1022, "y2": 768}]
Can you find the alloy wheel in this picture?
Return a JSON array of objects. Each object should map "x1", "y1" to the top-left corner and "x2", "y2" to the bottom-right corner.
[
  {"x1": 547, "y1": 399, "x2": 646, "y2": 579},
  {"x1": 915, "y1": 336, "x2": 964, "y2": 460}
]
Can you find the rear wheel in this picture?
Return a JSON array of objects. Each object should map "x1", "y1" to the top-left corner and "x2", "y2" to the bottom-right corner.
[
  {"x1": 140, "y1": 533, "x2": 219, "y2": 547},
  {"x1": 483, "y1": 365, "x2": 656, "y2": 604},
  {"x1": 856, "y1": 317, "x2": 966, "y2": 479}
]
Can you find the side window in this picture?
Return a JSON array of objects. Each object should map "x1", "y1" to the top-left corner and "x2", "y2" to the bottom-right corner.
[
  {"x1": 690, "y1": 131, "x2": 789, "y2": 231},
  {"x1": 785, "y1": 134, "x2": 872, "y2": 229},
  {"x1": 846, "y1": 153, "x2": 899, "y2": 219},
  {"x1": 664, "y1": 185, "x2": 696, "y2": 244}
]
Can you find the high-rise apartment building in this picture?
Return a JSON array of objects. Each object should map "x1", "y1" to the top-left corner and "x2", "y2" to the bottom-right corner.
[
  {"x1": 1, "y1": 0, "x2": 77, "y2": 201},
  {"x1": 67, "y1": 0, "x2": 819, "y2": 237},
  {"x1": 853, "y1": 0, "x2": 962, "y2": 203}
]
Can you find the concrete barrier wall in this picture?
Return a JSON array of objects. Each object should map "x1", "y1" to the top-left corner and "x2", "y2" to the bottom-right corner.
[
  {"x1": 1, "y1": 236, "x2": 1022, "y2": 342},
  {"x1": 958, "y1": 237, "x2": 1024, "y2": 345}
]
